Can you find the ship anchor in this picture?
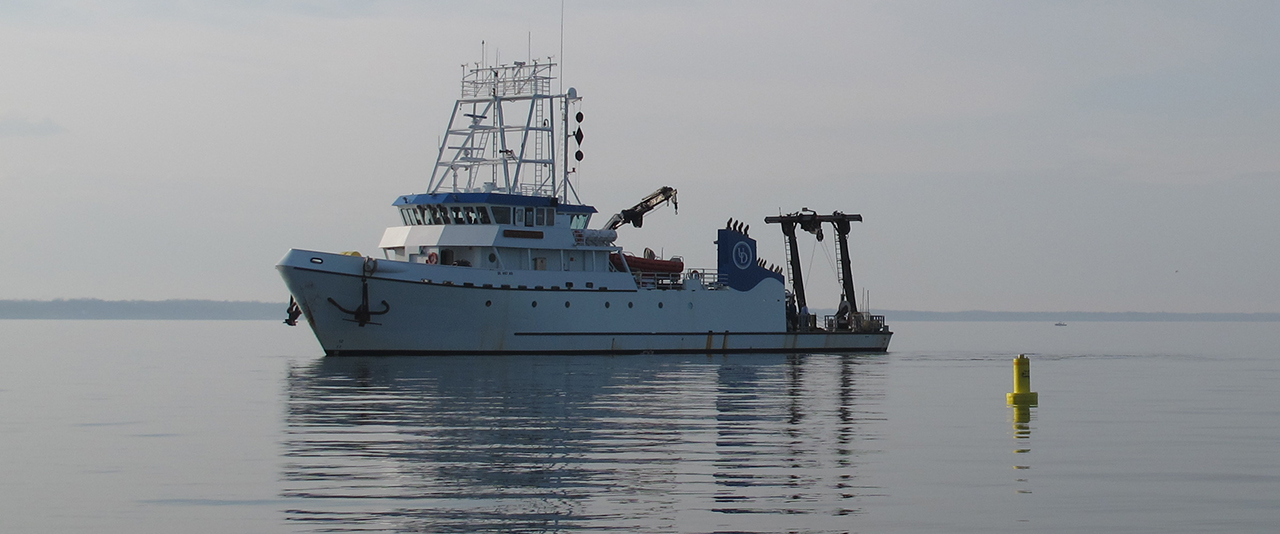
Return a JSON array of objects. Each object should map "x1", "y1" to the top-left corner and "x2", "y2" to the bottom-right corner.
[
  {"x1": 284, "y1": 296, "x2": 303, "y2": 326},
  {"x1": 328, "y1": 259, "x2": 390, "y2": 326}
]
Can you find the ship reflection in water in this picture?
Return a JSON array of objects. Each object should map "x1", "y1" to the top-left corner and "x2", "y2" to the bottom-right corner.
[{"x1": 282, "y1": 354, "x2": 888, "y2": 533}]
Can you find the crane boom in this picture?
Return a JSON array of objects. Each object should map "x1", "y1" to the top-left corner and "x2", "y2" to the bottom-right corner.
[{"x1": 602, "y1": 186, "x2": 678, "y2": 230}]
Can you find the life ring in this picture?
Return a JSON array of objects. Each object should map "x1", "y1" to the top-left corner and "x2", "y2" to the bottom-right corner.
[{"x1": 426, "y1": 252, "x2": 439, "y2": 264}]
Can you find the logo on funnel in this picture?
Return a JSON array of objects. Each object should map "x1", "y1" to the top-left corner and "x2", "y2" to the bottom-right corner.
[{"x1": 733, "y1": 241, "x2": 753, "y2": 270}]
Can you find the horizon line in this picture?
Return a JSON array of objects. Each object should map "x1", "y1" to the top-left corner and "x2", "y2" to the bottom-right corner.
[{"x1": 1, "y1": 298, "x2": 1277, "y2": 316}]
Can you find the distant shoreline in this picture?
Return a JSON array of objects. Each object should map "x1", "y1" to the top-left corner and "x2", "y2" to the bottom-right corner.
[
  {"x1": 1, "y1": 299, "x2": 1277, "y2": 322},
  {"x1": 876, "y1": 310, "x2": 1280, "y2": 322},
  {"x1": 0, "y1": 299, "x2": 284, "y2": 320}
]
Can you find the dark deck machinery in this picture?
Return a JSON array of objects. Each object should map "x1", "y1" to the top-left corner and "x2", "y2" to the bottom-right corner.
[{"x1": 765, "y1": 210, "x2": 875, "y2": 332}]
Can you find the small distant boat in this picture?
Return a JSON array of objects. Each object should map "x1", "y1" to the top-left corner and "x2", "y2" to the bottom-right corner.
[{"x1": 1054, "y1": 322, "x2": 1067, "y2": 326}]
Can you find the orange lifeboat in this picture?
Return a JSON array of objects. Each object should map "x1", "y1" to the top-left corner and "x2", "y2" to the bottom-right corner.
[{"x1": 609, "y1": 252, "x2": 684, "y2": 273}]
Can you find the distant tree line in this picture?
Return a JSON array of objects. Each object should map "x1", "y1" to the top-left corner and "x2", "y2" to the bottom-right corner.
[
  {"x1": 1, "y1": 300, "x2": 1275, "y2": 321},
  {"x1": 879, "y1": 310, "x2": 1280, "y2": 322},
  {"x1": 0, "y1": 299, "x2": 285, "y2": 320}
]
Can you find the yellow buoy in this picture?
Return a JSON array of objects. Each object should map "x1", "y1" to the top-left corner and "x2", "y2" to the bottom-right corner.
[{"x1": 1007, "y1": 354, "x2": 1039, "y2": 405}]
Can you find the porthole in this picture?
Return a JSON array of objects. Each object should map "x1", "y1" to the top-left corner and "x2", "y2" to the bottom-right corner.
[
  {"x1": 485, "y1": 300, "x2": 492, "y2": 307},
  {"x1": 488, "y1": 253, "x2": 497, "y2": 263},
  {"x1": 532, "y1": 301, "x2": 538, "y2": 308},
  {"x1": 605, "y1": 302, "x2": 611, "y2": 308},
  {"x1": 628, "y1": 302, "x2": 634, "y2": 308},
  {"x1": 658, "y1": 302, "x2": 664, "y2": 309},
  {"x1": 688, "y1": 302, "x2": 693, "y2": 309},
  {"x1": 564, "y1": 301, "x2": 571, "y2": 308}
]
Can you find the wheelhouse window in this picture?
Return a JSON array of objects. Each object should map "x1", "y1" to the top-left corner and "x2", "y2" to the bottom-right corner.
[
  {"x1": 399, "y1": 205, "x2": 465, "y2": 225},
  {"x1": 410, "y1": 207, "x2": 425, "y2": 225},
  {"x1": 569, "y1": 214, "x2": 590, "y2": 229},
  {"x1": 400, "y1": 205, "x2": 526, "y2": 225}
]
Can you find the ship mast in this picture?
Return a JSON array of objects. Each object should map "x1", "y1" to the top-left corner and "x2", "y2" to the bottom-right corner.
[{"x1": 425, "y1": 60, "x2": 582, "y2": 203}]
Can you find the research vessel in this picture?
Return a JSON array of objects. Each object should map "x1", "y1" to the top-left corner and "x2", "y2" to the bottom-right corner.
[{"x1": 277, "y1": 60, "x2": 891, "y2": 355}]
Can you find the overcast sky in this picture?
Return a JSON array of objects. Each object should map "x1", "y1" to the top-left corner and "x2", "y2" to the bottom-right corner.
[{"x1": 2, "y1": 1, "x2": 1277, "y2": 313}]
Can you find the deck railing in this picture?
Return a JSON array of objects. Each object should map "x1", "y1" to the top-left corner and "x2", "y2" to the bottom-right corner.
[
  {"x1": 823, "y1": 313, "x2": 889, "y2": 332},
  {"x1": 625, "y1": 268, "x2": 726, "y2": 290}
]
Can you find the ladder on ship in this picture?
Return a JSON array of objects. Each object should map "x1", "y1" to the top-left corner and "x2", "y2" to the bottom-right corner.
[
  {"x1": 781, "y1": 231, "x2": 796, "y2": 288},
  {"x1": 533, "y1": 96, "x2": 546, "y2": 186},
  {"x1": 833, "y1": 242, "x2": 851, "y2": 309}
]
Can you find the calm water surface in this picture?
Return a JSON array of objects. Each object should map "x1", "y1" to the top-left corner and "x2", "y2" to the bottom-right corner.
[{"x1": 1, "y1": 320, "x2": 1277, "y2": 533}]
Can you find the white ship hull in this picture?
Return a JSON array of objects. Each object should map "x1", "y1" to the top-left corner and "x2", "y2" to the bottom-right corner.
[
  {"x1": 277, "y1": 61, "x2": 893, "y2": 356},
  {"x1": 279, "y1": 250, "x2": 891, "y2": 355}
]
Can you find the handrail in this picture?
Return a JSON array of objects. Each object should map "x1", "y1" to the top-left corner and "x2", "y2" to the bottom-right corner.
[{"x1": 625, "y1": 267, "x2": 727, "y2": 290}]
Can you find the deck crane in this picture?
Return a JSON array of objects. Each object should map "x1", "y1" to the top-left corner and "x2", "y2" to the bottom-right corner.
[{"x1": 601, "y1": 186, "x2": 678, "y2": 230}]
